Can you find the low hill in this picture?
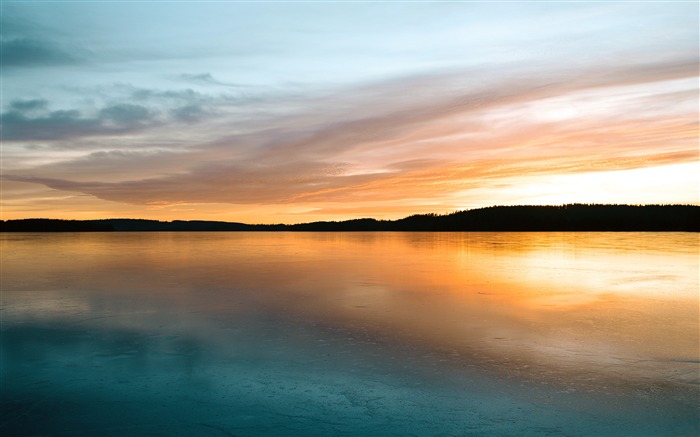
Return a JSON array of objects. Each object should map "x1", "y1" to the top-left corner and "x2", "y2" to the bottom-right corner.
[{"x1": 1, "y1": 204, "x2": 698, "y2": 232}]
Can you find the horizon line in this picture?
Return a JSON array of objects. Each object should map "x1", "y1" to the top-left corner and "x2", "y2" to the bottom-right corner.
[{"x1": 3, "y1": 203, "x2": 699, "y2": 226}]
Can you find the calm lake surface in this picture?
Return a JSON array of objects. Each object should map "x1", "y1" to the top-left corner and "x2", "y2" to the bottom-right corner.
[{"x1": 1, "y1": 232, "x2": 698, "y2": 436}]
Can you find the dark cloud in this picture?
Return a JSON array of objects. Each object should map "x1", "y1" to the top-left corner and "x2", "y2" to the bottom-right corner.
[
  {"x1": 1, "y1": 84, "x2": 232, "y2": 142},
  {"x1": 0, "y1": 7, "x2": 91, "y2": 68},
  {"x1": 170, "y1": 104, "x2": 208, "y2": 123},
  {"x1": 100, "y1": 104, "x2": 152, "y2": 126},
  {"x1": 10, "y1": 99, "x2": 49, "y2": 112},
  {"x1": 1, "y1": 38, "x2": 80, "y2": 67},
  {"x1": 1, "y1": 103, "x2": 157, "y2": 141}
]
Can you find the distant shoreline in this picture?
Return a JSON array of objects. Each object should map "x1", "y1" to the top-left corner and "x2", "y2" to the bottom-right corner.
[{"x1": 2, "y1": 204, "x2": 698, "y2": 232}]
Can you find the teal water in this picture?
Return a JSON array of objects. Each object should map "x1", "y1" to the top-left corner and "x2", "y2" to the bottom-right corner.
[{"x1": 1, "y1": 232, "x2": 698, "y2": 436}]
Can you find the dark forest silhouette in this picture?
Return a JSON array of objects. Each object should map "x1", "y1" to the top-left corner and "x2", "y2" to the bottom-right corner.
[{"x1": 1, "y1": 204, "x2": 698, "y2": 232}]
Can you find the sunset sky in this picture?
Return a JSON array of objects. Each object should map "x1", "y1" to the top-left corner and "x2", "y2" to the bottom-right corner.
[{"x1": 1, "y1": 1, "x2": 698, "y2": 223}]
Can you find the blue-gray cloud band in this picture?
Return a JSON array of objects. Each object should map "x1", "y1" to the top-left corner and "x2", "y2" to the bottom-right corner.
[{"x1": 1, "y1": 38, "x2": 83, "y2": 67}]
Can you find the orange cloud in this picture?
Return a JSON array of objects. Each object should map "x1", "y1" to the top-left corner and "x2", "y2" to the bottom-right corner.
[{"x1": 3, "y1": 56, "x2": 698, "y2": 221}]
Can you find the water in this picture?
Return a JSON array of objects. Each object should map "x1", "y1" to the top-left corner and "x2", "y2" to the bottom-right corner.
[{"x1": 1, "y1": 232, "x2": 698, "y2": 436}]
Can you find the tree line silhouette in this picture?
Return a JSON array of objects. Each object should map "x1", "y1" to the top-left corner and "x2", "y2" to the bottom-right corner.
[{"x1": 1, "y1": 204, "x2": 698, "y2": 232}]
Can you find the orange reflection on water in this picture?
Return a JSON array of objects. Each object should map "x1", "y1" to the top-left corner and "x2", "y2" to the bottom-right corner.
[
  {"x1": 2, "y1": 231, "x2": 698, "y2": 388},
  {"x1": 257, "y1": 232, "x2": 700, "y2": 386}
]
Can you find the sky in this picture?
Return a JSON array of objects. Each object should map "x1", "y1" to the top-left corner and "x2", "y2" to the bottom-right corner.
[{"x1": 1, "y1": 1, "x2": 698, "y2": 223}]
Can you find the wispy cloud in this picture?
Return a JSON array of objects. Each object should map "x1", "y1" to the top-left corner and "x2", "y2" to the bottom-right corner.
[
  {"x1": 5, "y1": 55, "x2": 697, "y2": 209},
  {"x1": 1, "y1": 102, "x2": 157, "y2": 141},
  {"x1": 177, "y1": 73, "x2": 250, "y2": 89}
]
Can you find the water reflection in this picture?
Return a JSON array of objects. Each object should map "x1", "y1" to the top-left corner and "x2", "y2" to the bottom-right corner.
[{"x1": 1, "y1": 232, "x2": 698, "y2": 435}]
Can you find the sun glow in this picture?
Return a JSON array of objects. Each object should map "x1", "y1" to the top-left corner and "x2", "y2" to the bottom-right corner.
[{"x1": 452, "y1": 161, "x2": 699, "y2": 208}]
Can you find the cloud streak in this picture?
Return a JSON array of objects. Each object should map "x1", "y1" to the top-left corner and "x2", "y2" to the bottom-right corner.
[
  {"x1": 177, "y1": 73, "x2": 250, "y2": 89},
  {"x1": 8, "y1": 149, "x2": 694, "y2": 207},
  {"x1": 5, "y1": 56, "x2": 697, "y2": 209}
]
